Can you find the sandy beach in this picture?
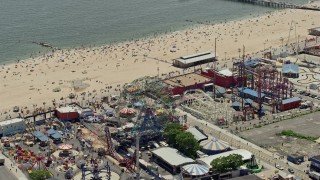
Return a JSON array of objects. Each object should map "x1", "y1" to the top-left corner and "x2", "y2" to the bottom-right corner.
[{"x1": 0, "y1": 6, "x2": 320, "y2": 116}]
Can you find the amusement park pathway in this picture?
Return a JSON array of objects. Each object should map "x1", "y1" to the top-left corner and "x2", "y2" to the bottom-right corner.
[
  {"x1": 176, "y1": 108, "x2": 310, "y2": 180},
  {"x1": 1, "y1": 151, "x2": 28, "y2": 180}
]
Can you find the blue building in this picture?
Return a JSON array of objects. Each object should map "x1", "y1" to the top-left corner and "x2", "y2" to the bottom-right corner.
[
  {"x1": 310, "y1": 155, "x2": 320, "y2": 172},
  {"x1": 244, "y1": 59, "x2": 259, "y2": 67},
  {"x1": 238, "y1": 87, "x2": 265, "y2": 102},
  {"x1": 282, "y1": 64, "x2": 299, "y2": 78}
]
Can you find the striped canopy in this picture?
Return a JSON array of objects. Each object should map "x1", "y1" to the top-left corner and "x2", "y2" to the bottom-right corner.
[
  {"x1": 201, "y1": 137, "x2": 229, "y2": 152},
  {"x1": 182, "y1": 164, "x2": 209, "y2": 176},
  {"x1": 119, "y1": 108, "x2": 136, "y2": 115},
  {"x1": 59, "y1": 144, "x2": 72, "y2": 150}
]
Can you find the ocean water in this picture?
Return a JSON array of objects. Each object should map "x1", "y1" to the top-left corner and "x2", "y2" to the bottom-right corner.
[{"x1": 0, "y1": 0, "x2": 308, "y2": 64}]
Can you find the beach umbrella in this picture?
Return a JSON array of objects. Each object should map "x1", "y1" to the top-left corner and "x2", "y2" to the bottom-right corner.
[
  {"x1": 52, "y1": 87, "x2": 61, "y2": 92},
  {"x1": 59, "y1": 144, "x2": 72, "y2": 150},
  {"x1": 13, "y1": 106, "x2": 20, "y2": 112},
  {"x1": 200, "y1": 137, "x2": 229, "y2": 152},
  {"x1": 69, "y1": 93, "x2": 75, "y2": 99},
  {"x1": 182, "y1": 164, "x2": 209, "y2": 176},
  {"x1": 134, "y1": 101, "x2": 143, "y2": 107}
]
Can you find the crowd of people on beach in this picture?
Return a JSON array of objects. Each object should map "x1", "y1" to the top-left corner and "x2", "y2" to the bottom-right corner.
[{"x1": 0, "y1": 7, "x2": 319, "y2": 113}]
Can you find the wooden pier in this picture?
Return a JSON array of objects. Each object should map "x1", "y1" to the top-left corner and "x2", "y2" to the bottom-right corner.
[{"x1": 227, "y1": 0, "x2": 320, "y2": 11}]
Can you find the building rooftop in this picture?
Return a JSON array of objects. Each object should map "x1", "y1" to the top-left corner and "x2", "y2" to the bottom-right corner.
[
  {"x1": 56, "y1": 106, "x2": 78, "y2": 113},
  {"x1": 244, "y1": 59, "x2": 259, "y2": 67},
  {"x1": 0, "y1": 118, "x2": 25, "y2": 126},
  {"x1": 151, "y1": 147, "x2": 194, "y2": 167},
  {"x1": 238, "y1": 87, "x2": 265, "y2": 97},
  {"x1": 197, "y1": 149, "x2": 252, "y2": 168},
  {"x1": 176, "y1": 51, "x2": 217, "y2": 65},
  {"x1": 51, "y1": 133, "x2": 63, "y2": 139},
  {"x1": 187, "y1": 127, "x2": 208, "y2": 142},
  {"x1": 164, "y1": 73, "x2": 212, "y2": 87},
  {"x1": 238, "y1": 87, "x2": 265, "y2": 98},
  {"x1": 46, "y1": 129, "x2": 56, "y2": 135},
  {"x1": 310, "y1": 155, "x2": 320, "y2": 163},
  {"x1": 218, "y1": 69, "x2": 233, "y2": 76},
  {"x1": 232, "y1": 101, "x2": 240, "y2": 107},
  {"x1": 282, "y1": 63, "x2": 299, "y2": 74},
  {"x1": 282, "y1": 97, "x2": 301, "y2": 104},
  {"x1": 309, "y1": 27, "x2": 320, "y2": 32},
  {"x1": 244, "y1": 98, "x2": 253, "y2": 104}
]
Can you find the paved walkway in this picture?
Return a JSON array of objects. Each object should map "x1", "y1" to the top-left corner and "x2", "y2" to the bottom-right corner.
[
  {"x1": 73, "y1": 171, "x2": 120, "y2": 180},
  {"x1": 176, "y1": 108, "x2": 310, "y2": 180},
  {"x1": 1, "y1": 151, "x2": 28, "y2": 180}
]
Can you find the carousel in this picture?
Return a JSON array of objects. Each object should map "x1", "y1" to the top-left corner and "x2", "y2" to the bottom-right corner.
[
  {"x1": 200, "y1": 137, "x2": 230, "y2": 155},
  {"x1": 182, "y1": 163, "x2": 209, "y2": 178}
]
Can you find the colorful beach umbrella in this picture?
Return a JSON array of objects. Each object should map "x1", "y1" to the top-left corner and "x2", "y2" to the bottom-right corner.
[
  {"x1": 182, "y1": 164, "x2": 209, "y2": 176},
  {"x1": 200, "y1": 137, "x2": 229, "y2": 152}
]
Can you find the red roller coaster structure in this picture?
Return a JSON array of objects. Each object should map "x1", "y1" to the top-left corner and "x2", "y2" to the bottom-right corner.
[
  {"x1": 104, "y1": 126, "x2": 135, "y2": 172},
  {"x1": 233, "y1": 59, "x2": 294, "y2": 115}
]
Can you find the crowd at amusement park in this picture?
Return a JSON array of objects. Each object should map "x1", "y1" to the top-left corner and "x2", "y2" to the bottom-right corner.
[{"x1": 0, "y1": 66, "x2": 316, "y2": 180}]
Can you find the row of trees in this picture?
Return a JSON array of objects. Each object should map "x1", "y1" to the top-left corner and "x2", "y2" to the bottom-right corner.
[{"x1": 164, "y1": 123, "x2": 199, "y2": 158}]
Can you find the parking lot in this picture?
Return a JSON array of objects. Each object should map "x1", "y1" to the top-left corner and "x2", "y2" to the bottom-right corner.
[{"x1": 239, "y1": 111, "x2": 320, "y2": 156}]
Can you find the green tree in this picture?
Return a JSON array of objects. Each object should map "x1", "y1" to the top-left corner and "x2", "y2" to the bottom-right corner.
[
  {"x1": 210, "y1": 154, "x2": 244, "y2": 173},
  {"x1": 164, "y1": 123, "x2": 183, "y2": 145},
  {"x1": 164, "y1": 123, "x2": 183, "y2": 132},
  {"x1": 29, "y1": 170, "x2": 52, "y2": 180},
  {"x1": 175, "y1": 131, "x2": 200, "y2": 158}
]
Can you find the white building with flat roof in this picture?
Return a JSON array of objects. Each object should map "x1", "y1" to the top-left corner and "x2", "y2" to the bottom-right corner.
[
  {"x1": 173, "y1": 51, "x2": 218, "y2": 68},
  {"x1": 186, "y1": 127, "x2": 208, "y2": 142},
  {"x1": 0, "y1": 118, "x2": 26, "y2": 137},
  {"x1": 151, "y1": 147, "x2": 194, "y2": 173}
]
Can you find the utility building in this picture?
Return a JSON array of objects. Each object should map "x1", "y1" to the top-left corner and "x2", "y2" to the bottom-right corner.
[
  {"x1": 0, "y1": 118, "x2": 26, "y2": 137},
  {"x1": 282, "y1": 64, "x2": 299, "y2": 78}
]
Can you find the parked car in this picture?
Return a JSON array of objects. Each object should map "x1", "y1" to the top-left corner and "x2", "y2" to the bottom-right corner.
[
  {"x1": 311, "y1": 94, "x2": 317, "y2": 98},
  {"x1": 305, "y1": 92, "x2": 311, "y2": 96},
  {"x1": 275, "y1": 164, "x2": 284, "y2": 170},
  {"x1": 299, "y1": 90, "x2": 306, "y2": 94},
  {"x1": 84, "y1": 116, "x2": 101, "y2": 123},
  {"x1": 288, "y1": 168, "x2": 295, "y2": 174}
]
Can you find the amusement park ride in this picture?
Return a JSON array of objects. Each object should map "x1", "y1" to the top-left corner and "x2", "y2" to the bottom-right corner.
[
  {"x1": 132, "y1": 107, "x2": 161, "y2": 145},
  {"x1": 232, "y1": 48, "x2": 294, "y2": 118},
  {"x1": 80, "y1": 161, "x2": 111, "y2": 180},
  {"x1": 104, "y1": 126, "x2": 135, "y2": 172},
  {"x1": 181, "y1": 89, "x2": 234, "y2": 124},
  {"x1": 110, "y1": 77, "x2": 178, "y2": 178},
  {"x1": 29, "y1": 153, "x2": 47, "y2": 170}
]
